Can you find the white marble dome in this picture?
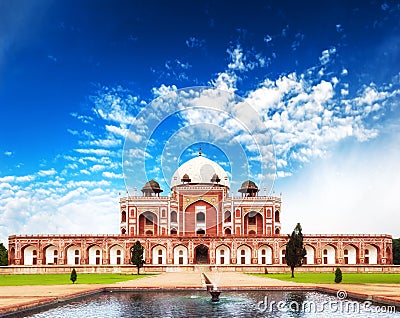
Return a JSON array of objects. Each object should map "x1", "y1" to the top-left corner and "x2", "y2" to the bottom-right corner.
[{"x1": 170, "y1": 156, "x2": 230, "y2": 188}]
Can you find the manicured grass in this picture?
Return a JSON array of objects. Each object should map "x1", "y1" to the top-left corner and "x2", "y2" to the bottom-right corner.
[
  {"x1": 0, "y1": 273, "x2": 151, "y2": 286},
  {"x1": 250, "y1": 272, "x2": 400, "y2": 284}
]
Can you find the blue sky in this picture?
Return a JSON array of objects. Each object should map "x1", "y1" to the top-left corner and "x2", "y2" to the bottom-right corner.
[{"x1": 1, "y1": 0, "x2": 400, "y2": 245}]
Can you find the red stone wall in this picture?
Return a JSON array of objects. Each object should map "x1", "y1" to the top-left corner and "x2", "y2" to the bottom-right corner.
[{"x1": 8, "y1": 234, "x2": 393, "y2": 266}]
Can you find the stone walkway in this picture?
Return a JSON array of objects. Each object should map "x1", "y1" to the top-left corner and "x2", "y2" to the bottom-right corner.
[
  {"x1": 115, "y1": 271, "x2": 303, "y2": 288},
  {"x1": 0, "y1": 272, "x2": 399, "y2": 316}
]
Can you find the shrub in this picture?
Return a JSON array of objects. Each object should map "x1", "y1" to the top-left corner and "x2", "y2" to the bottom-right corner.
[
  {"x1": 334, "y1": 267, "x2": 342, "y2": 283},
  {"x1": 70, "y1": 268, "x2": 77, "y2": 284}
]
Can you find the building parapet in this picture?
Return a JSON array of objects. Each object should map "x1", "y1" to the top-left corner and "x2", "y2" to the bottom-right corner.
[
  {"x1": 120, "y1": 196, "x2": 170, "y2": 202},
  {"x1": 232, "y1": 196, "x2": 281, "y2": 202},
  {"x1": 303, "y1": 234, "x2": 392, "y2": 238},
  {"x1": 174, "y1": 185, "x2": 227, "y2": 190},
  {"x1": 9, "y1": 233, "x2": 392, "y2": 240},
  {"x1": 119, "y1": 195, "x2": 281, "y2": 203},
  {"x1": 9, "y1": 234, "x2": 124, "y2": 239}
]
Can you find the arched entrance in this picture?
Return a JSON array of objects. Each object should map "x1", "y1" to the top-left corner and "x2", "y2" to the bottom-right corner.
[
  {"x1": 364, "y1": 244, "x2": 379, "y2": 264},
  {"x1": 22, "y1": 245, "x2": 37, "y2": 265},
  {"x1": 173, "y1": 245, "x2": 188, "y2": 265},
  {"x1": 258, "y1": 245, "x2": 272, "y2": 264},
  {"x1": 343, "y1": 244, "x2": 358, "y2": 264},
  {"x1": 109, "y1": 245, "x2": 124, "y2": 265},
  {"x1": 216, "y1": 245, "x2": 230, "y2": 265},
  {"x1": 195, "y1": 244, "x2": 209, "y2": 264},
  {"x1": 9, "y1": 247, "x2": 15, "y2": 265},
  {"x1": 138, "y1": 211, "x2": 158, "y2": 235},
  {"x1": 44, "y1": 245, "x2": 58, "y2": 265},
  {"x1": 237, "y1": 245, "x2": 252, "y2": 264},
  {"x1": 321, "y1": 244, "x2": 336, "y2": 264},
  {"x1": 244, "y1": 211, "x2": 263, "y2": 235},
  {"x1": 304, "y1": 245, "x2": 315, "y2": 264}
]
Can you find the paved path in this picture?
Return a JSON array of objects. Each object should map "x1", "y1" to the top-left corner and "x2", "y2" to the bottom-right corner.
[
  {"x1": 115, "y1": 271, "x2": 303, "y2": 288},
  {"x1": 0, "y1": 272, "x2": 399, "y2": 316}
]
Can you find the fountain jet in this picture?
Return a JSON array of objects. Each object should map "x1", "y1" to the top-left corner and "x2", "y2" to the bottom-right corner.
[{"x1": 202, "y1": 272, "x2": 221, "y2": 302}]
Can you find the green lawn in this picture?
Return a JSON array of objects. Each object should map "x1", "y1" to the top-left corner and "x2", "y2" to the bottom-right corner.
[
  {"x1": 250, "y1": 273, "x2": 400, "y2": 284},
  {"x1": 0, "y1": 273, "x2": 151, "y2": 286}
]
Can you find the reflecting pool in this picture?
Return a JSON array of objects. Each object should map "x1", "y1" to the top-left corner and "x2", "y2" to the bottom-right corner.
[{"x1": 11, "y1": 290, "x2": 400, "y2": 318}]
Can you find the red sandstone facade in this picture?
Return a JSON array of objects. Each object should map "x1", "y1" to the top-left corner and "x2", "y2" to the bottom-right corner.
[{"x1": 8, "y1": 156, "x2": 393, "y2": 267}]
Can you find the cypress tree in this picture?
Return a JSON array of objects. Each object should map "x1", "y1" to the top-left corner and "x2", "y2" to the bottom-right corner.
[
  {"x1": 335, "y1": 267, "x2": 342, "y2": 283},
  {"x1": 285, "y1": 223, "x2": 306, "y2": 278},
  {"x1": 393, "y1": 238, "x2": 400, "y2": 265},
  {"x1": 131, "y1": 241, "x2": 145, "y2": 275},
  {"x1": 70, "y1": 268, "x2": 77, "y2": 284},
  {"x1": 0, "y1": 244, "x2": 8, "y2": 266}
]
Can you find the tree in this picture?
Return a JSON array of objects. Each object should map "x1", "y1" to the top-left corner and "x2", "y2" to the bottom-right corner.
[
  {"x1": 0, "y1": 243, "x2": 8, "y2": 266},
  {"x1": 393, "y1": 238, "x2": 400, "y2": 265},
  {"x1": 131, "y1": 241, "x2": 144, "y2": 275},
  {"x1": 70, "y1": 268, "x2": 77, "y2": 284},
  {"x1": 334, "y1": 267, "x2": 342, "y2": 283},
  {"x1": 285, "y1": 223, "x2": 306, "y2": 278}
]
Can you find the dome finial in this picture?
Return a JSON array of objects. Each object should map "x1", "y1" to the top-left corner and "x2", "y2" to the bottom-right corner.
[{"x1": 199, "y1": 144, "x2": 202, "y2": 156}]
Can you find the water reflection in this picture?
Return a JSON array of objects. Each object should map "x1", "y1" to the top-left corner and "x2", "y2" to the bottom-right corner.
[{"x1": 10, "y1": 290, "x2": 400, "y2": 318}]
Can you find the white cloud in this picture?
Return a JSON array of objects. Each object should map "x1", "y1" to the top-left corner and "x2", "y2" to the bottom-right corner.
[
  {"x1": 47, "y1": 55, "x2": 57, "y2": 62},
  {"x1": 37, "y1": 168, "x2": 57, "y2": 177},
  {"x1": 86, "y1": 137, "x2": 122, "y2": 148},
  {"x1": 185, "y1": 37, "x2": 205, "y2": 48},
  {"x1": 319, "y1": 47, "x2": 336, "y2": 65},
  {"x1": 4, "y1": 151, "x2": 12, "y2": 156},
  {"x1": 76, "y1": 156, "x2": 97, "y2": 165},
  {"x1": 70, "y1": 113, "x2": 93, "y2": 124},
  {"x1": 227, "y1": 45, "x2": 246, "y2": 71},
  {"x1": 354, "y1": 86, "x2": 389, "y2": 113},
  {"x1": 66, "y1": 180, "x2": 111, "y2": 188},
  {"x1": 239, "y1": 70, "x2": 396, "y2": 174},
  {"x1": 263, "y1": 34, "x2": 272, "y2": 43},
  {"x1": 91, "y1": 86, "x2": 141, "y2": 125},
  {"x1": 341, "y1": 89, "x2": 349, "y2": 96},
  {"x1": 226, "y1": 45, "x2": 265, "y2": 72},
  {"x1": 74, "y1": 148, "x2": 113, "y2": 156},
  {"x1": 67, "y1": 129, "x2": 79, "y2": 136},
  {"x1": 0, "y1": 176, "x2": 14, "y2": 183},
  {"x1": 0, "y1": 175, "x2": 35, "y2": 183},
  {"x1": 66, "y1": 163, "x2": 78, "y2": 170},
  {"x1": 152, "y1": 84, "x2": 177, "y2": 97},
  {"x1": 280, "y1": 136, "x2": 400, "y2": 237},
  {"x1": 165, "y1": 59, "x2": 191, "y2": 71},
  {"x1": 89, "y1": 164, "x2": 105, "y2": 172},
  {"x1": 277, "y1": 170, "x2": 292, "y2": 178},
  {"x1": 210, "y1": 72, "x2": 238, "y2": 93},
  {"x1": 0, "y1": 185, "x2": 119, "y2": 245},
  {"x1": 105, "y1": 124, "x2": 129, "y2": 139},
  {"x1": 312, "y1": 80, "x2": 333, "y2": 103},
  {"x1": 102, "y1": 171, "x2": 123, "y2": 179}
]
